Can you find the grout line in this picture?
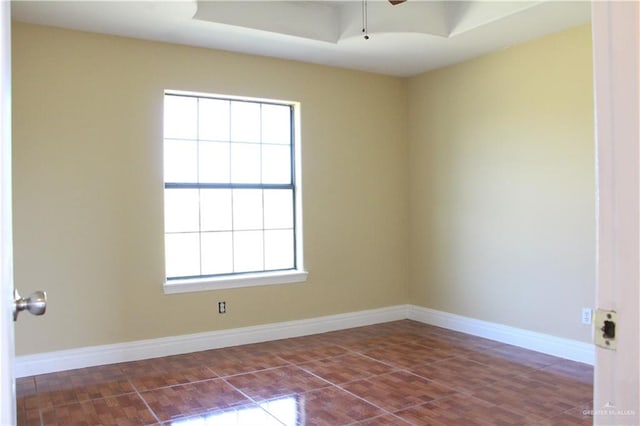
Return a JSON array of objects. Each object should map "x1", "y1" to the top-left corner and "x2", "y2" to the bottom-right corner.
[
  {"x1": 25, "y1": 375, "x2": 44, "y2": 426},
  {"x1": 214, "y1": 362, "x2": 301, "y2": 380},
  {"x1": 345, "y1": 411, "x2": 415, "y2": 426},
  {"x1": 331, "y1": 381, "x2": 396, "y2": 417},
  {"x1": 217, "y1": 375, "x2": 287, "y2": 425},
  {"x1": 129, "y1": 378, "x2": 161, "y2": 425},
  {"x1": 220, "y1": 376, "x2": 259, "y2": 404}
]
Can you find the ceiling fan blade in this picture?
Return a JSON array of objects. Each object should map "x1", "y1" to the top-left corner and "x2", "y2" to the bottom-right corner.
[{"x1": 389, "y1": 0, "x2": 407, "y2": 5}]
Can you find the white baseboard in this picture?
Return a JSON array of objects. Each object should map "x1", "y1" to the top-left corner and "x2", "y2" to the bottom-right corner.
[
  {"x1": 15, "y1": 305, "x2": 410, "y2": 378},
  {"x1": 408, "y1": 305, "x2": 594, "y2": 365},
  {"x1": 15, "y1": 303, "x2": 594, "y2": 377}
]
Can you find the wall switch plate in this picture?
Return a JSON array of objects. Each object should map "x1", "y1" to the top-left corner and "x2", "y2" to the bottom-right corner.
[{"x1": 581, "y1": 308, "x2": 592, "y2": 325}]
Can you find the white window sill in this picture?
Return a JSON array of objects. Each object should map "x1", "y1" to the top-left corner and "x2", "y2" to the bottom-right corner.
[{"x1": 163, "y1": 270, "x2": 308, "y2": 294}]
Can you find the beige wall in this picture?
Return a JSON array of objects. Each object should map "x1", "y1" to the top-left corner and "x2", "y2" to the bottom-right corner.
[
  {"x1": 407, "y1": 25, "x2": 595, "y2": 342},
  {"x1": 12, "y1": 22, "x2": 595, "y2": 356},
  {"x1": 11, "y1": 23, "x2": 410, "y2": 355}
]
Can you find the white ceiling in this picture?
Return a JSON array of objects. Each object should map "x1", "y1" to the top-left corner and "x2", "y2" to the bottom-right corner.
[{"x1": 11, "y1": 0, "x2": 591, "y2": 77}]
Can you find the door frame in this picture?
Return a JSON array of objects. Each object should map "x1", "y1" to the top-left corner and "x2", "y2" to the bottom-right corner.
[
  {"x1": 592, "y1": 0, "x2": 640, "y2": 424},
  {"x1": 0, "y1": 0, "x2": 15, "y2": 424}
]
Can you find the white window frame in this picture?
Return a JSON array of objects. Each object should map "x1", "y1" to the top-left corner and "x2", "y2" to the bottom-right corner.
[{"x1": 162, "y1": 90, "x2": 307, "y2": 294}]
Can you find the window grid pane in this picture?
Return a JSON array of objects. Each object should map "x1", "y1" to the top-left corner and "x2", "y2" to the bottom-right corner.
[{"x1": 164, "y1": 93, "x2": 297, "y2": 280}]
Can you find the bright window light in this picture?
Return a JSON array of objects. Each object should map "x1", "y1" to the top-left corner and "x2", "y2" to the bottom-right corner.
[{"x1": 163, "y1": 92, "x2": 303, "y2": 285}]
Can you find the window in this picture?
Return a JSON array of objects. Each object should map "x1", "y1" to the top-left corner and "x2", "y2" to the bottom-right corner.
[{"x1": 163, "y1": 91, "x2": 306, "y2": 294}]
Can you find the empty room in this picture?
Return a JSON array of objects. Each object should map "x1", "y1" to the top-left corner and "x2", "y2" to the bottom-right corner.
[{"x1": 4, "y1": 1, "x2": 639, "y2": 425}]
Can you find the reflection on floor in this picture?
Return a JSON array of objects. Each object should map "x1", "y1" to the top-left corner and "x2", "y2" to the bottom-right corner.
[{"x1": 17, "y1": 320, "x2": 593, "y2": 425}]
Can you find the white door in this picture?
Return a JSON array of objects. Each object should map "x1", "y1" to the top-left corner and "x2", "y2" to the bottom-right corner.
[
  {"x1": 592, "y1": 1, "x2": 640, "y2": 425},
  {"x1": 0, "y1": 1, "x2": 15, "y2": 424}
]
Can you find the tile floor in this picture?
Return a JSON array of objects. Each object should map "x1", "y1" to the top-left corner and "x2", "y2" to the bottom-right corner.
[{"x1": 16, "y1": 320, "x2": 593, "y2": 425}]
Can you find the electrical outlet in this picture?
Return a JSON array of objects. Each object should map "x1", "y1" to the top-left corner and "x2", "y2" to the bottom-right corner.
[
  {"x1": 218, "y1": 301, "x2": 226, "y2": 314},
  {"x1": 581, "y1": 308, "x2": 592, "y2": 325}
]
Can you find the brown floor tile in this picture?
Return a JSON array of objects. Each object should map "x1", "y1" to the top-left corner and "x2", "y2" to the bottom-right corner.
[
  {"x1": 538, "y1": 400, "x2": 594, "y2": 426},
  {"x1": 538, "y1": 359, "x2": 594, "y2": 385},
  {"x1": 17, "y1": 408, "x2": 41, "y2": 426},
  {"x1": 262, "y1": 336, "x2": 333, "y2": 353},
  {"x1": 204, "y1": 348, "x2": 290, "y2": 377},
  {"x1": 331, "y1": 336, "x2": 399, "y2": 352},
  {"x1": 521, "y1": 367, "x2": 594, "y2": 402},
  {"x1": 319, "y1": 328, "x2": 390, "y2": 346},
  {"x1": 225, "y1": 365, "x2": 330, "y2": 401},
  {"x1": 484, "y1": 344, "x2": 563, "y2": 369},
  {"x1": 35, "y1": 365, "x2": 133, "y2": 408},
  {"x1": 339, "y1": 330, "x2": 478, "y2": 359},
  {"x1": 335, "y1": 333, "x2": 430, "y2": 352},
  {"x1": 309, "y1": 324, "x2": 425, "y2": 349},
  {"x1": 198, "y1": 341, "x2": 283, "y2": 358},
  {"x1": 409, "y1": 357, "x2": 515, "y2": 392},
  {"x1": 119, "y1": 354, "x2": 204, "y2": 375},
  {"x1": 462, "y1": 350, "x2": 540, "y2": 376},
  {"x1": 40, "y1": 393, "x2": 157, "y2": 426},
  {"x1": 394, "y1": 393, "x2": 546, "y2": 426},
  {"x1": 120, "y1": 357, "x2": 217, "y2": 392},
  {"x1": 141, "y1": 378, "x2": 250, "y2": 422},
  {"x1": 361, "y1": 343, "x2": 453, "y2": 369},
  {"x1": 410, "y1": 335, "x2": 478, "y2": 358},
  {"x1": 132, "y1": 367, "x2": 217, "y2": 392},
  {"x1": 261, "y1": 387, "x2": 384, "y2": 426},
  {"x1": 298, "y1": 353, "x2": 396, "y2": 385},
  {"x1": 163, "y1": 351, "x2": 213, "y2": 367},
  {"x1": 17, "y1": 376, "x2": 37, "y2": 396},
  {"x1": 274, "y1": 344, "x2": 349, "y2": 364},
  {"x1": 342, "y1": 370, "x2": 456, "y2": 412},
  {"x1": 470, "y1": 375, "x2": 588, "y2": 419},
  {"x1": 417, "y1": 335, "x2": 500, "y2": 357},
  {"x1": 161, "y1": 403, "x2": 283, "y2": 425},
  {"x1": 417, "y1": 327, "x2": 503, "y2": 352},
  {"x1": 17, "y1": 376, "x2": 39, "y2": 412},
  {"x1": 352, "y1": 414, "x2": 412, "y2": 425},
  {"x1": 16, "y1": 320, "x2": 593, "y2": 425},
  {"x1": 545, "y1": 411, "x2": 593, "y2": 426}
]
